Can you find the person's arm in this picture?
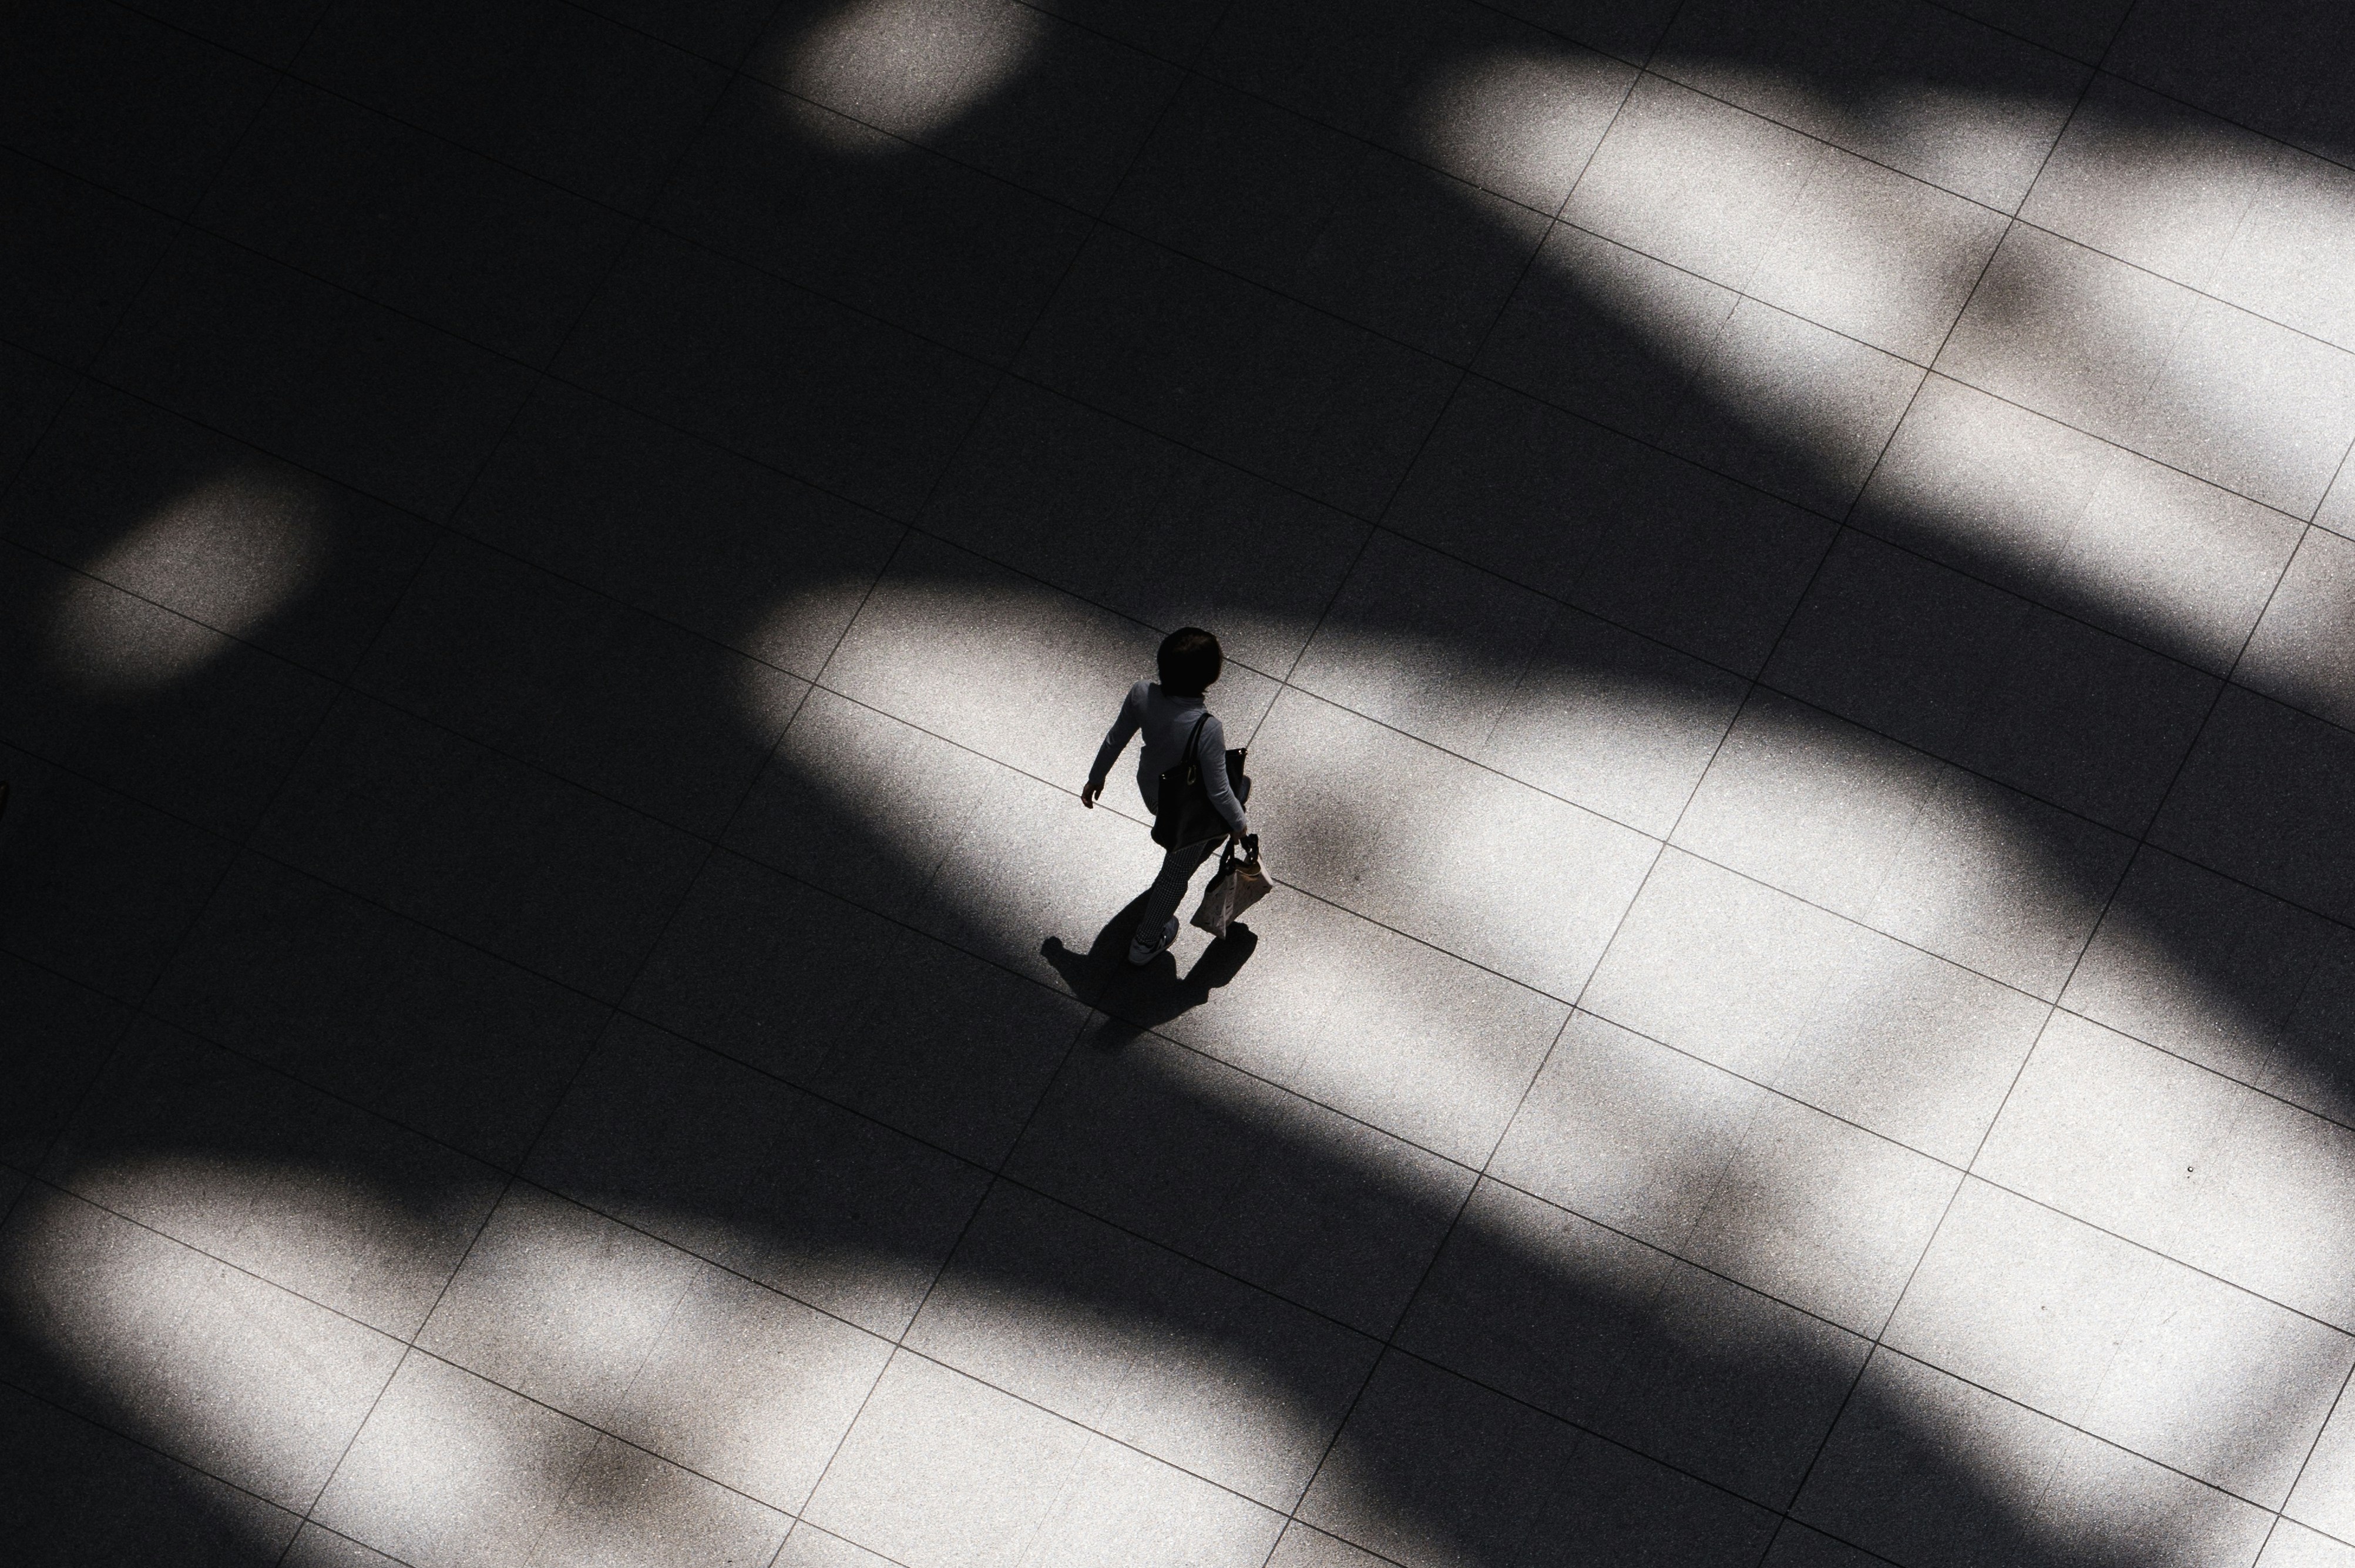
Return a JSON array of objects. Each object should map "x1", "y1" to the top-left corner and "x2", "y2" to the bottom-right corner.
[
  {"x1": 1198, "y1": 713, "x2": 1249, "y2": 837},
  {"x1": 1081, "y1": 681, "x2": 1148, "y2": 807}
]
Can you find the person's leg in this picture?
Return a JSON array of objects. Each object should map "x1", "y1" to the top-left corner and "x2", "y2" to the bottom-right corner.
[{"x1": 1129, "y1": 837, "x2": 1217, "y2": 962}]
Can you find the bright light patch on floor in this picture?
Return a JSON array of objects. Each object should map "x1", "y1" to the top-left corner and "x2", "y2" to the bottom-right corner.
[
  {"x1": 782, "y1": 0, "x2": 1042, "y2": 149},
  {"x1": 45, "y1": 469, "x2": 321, "y2": 695}
]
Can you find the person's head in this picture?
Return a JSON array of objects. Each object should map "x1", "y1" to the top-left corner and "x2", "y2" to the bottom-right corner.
[{"x1": 1157, "y1": 627, "x2": 1222, "y2": 696}]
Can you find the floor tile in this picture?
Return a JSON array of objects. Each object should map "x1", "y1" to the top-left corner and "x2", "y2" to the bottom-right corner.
[
  {"x1": 127, "y1": 0, "x2": 335, "y2": 67},
  {"x1": 2239, "y1": 528, "x2": 2355, "y2": 728},
  {"x1": 1760, "y1": 1520, "x2": 1891, "y2": 1568},
  {"x1": 1399, "y1": 1178, "x2": 1869, "y2": 1507},
  {"x1": 1251, "y1": 690, "x2": 1658, "y2": 998},
  {"x1": 1852, "y1": 370, "x2": 2115, "y2": 602},
  {"x1": 1379, "y1": 374, "x2": 1623, "y2": 599},
  {"x1": 356, "y1": 533, "x2": 800, "y2": 837},
  {"x1": 2018, "y1": 73, "x2": 2273, "y2": 294},
  {"x1": 2286, "y1": 1385, "x2": 2355, "y2": 1545},
  {"x1": 920, "y1": 379, "x2": 1368, "y2": 679},
  {"x1": 197, "y1": 81, "x2": 636, "y2": 367},
  {"x1": 1526, "y1": 1430, "x2": 1780, "y2": 1565},
  {"x1": 295, "y1": 0, "x2": 730, "y2": 214},
  {"x1": 1857, "y1": 763, "x2": 2135, "y2": 998},
  {"x1": 525, "y1": 1435, "x2": 791, "y2": 1568},
  {"x1": 253, "y1": 693, "x2": 706, "y2": 1002},
  {"x1": 2155, "y1": 683, "x2": 2355, "y2": 928},
  {"x1": 2266, "y1": 1522, "x2": 2355, "y2": 1568},
  {"x1": 658, "y1": 76, "x2": 1090, "y2": 367},
  {"x1": 1, "y1": 382, "x2": 439, "y2": 681},
  {"x1": 0, "y1": 341, "x2": 78, "y2": 488},
  {"x1": 1016, "y1": 228, "x2": 1459, "y2": 519},
  {"x1": 1147, "y1": 883, "x2": 1568, "y2": 1166},
  {"x1": 1889, "y1": 1177, "x2": 2351, "y2": 1505},
  {"x1": 1855, "y1": 374, "x2": 2303, "y2": 673},
  {"x1": 913, "y1": 761, "x2": 1189, "y2": 995},
  {"x1": 2135, "y1": 294, "x2": 2355, "y2": 518},
  {"x1": 1490, "y1": 1010, "x2": 1958, "y2": 1333},
  {"x1": 1675, "y1": 693, "x2": 2135, "y2": 998},
  {"x1": 1290, "y1": 530, "x2": 1557, "y2": 756},
  {"x1": 0, "y1": 150, "x2": 176, "y2": 369},
  {"x1": 1941, "y1": 226, "x2": 2355, "y2": 516},
  {"x1": 2104, "y1": 0, "x2": 2355, "y2": 143},
  {"x1": 1022, "y1": 0, "x2": 1229, "y2": 61},
  {"x1": 0, "y1": 543, "x2": 340, "y2": 836},
  {"x1": 1584, "y1": 848, "x2": 2047, "y2": 1163},
  {"x1": 775, "y1": 1522, "x2": 903, "y2": 1568},
  {"x1": 1478, "y1": 219, "x2": 1741, "y2": 446},
  {"x1": 1664, "y1": 296, "x2": 1926, "y2": 517},
  {"x1": 630, "y1": 849, "x2": 1086, "y2": 1165},
  {"x1": 607, "y1": 1265, "x2": 891, "y2": 1512},
  {"x1": 2055, "y1": 441, "x2": 2307, "y2": 671},
  {"x1": 526, "y1": 1016, "x2": 990, "y2": 1337},
  {"x1": 1978, "y1": 1010, "x2": 2355, "y2": 1327},
  {"x1": 1111, "y1": 75, "x2": 1549, "y2": 362},
  {"x1": 2277, "y1": 932, "x2": 2355, "y2": 1134},
  {"x1": 1486, "y1": 0, "x2": 1682, "y2": 62},
  {"x1": 2058, "y1": 846, "x2": 2339, "y2": 1108},
  {"x1": 0, "y1": 745, "x2": 237, "y2": 1004},
  {"x1": 1267, "y1": 1521, "x2": 1395, "y2": 1568},
  {"x1": 1745, "y1": 145, "x2": 2008, "y2": 365},
  {"x1": 418, "y1": 1182, "x2": 698, "y2": 1428},
  {"x1": 45, "y1": 1018, "x2": 505, "y2": 1338},
  {"x1": 1795, "y1": 1350, "x2": 2272, "y2": 1568},
  {"x1": 311, "y1": 1352, "x2": 601, "y2": 1568},
  {"x1": 0, "y1": 0, "x2": 276, "y2": 215},
  {"x1": 2324, "y1": 461, "x2": 2355, "y2": 542},
  {"x1": 150, "y1": 852, "x2": 605, "y2": 1169},
  {"x1": 0, "y1": 950, "x2": 130, "y2": 1173},
  {"x1": 0, "y1": 1183, "x2": 405, "y2": 1510},
  {"x1": 452, "y1": 381, "x2": 901, "y2": 676},
  {"x1": 1475, "y1": 603, "x2": 1749, "y2": 837},
  {"x1": 1563, "y1": 72, "x2": 1821, "y2": 291},
  {"x1": 97, "y1": 233, "x2": 537, "y2": 521},
  {"x1": 1201, "y1": 0, "x2": 1635, "y2": 211},
  {"x1": 1295, "y1": 1351, "x2": 1577, "y2": 1567},
  {"x1": 751, "y1": 0, "x2": 1185, "y2": 213},
  {"x1": 556, "y1": 230, "x2": 998, "y2": 521},
  {"x1": 1764, "y1": 529, "x2": 2219, "y2": 832},
  {"x1": 908, "y1": 1182, "x2": 1379, "y2": 1509},
  {"x1": 1653, "y1": 0, "x2": 2087, "y2": 210},
  {"x1": 1939, "y1": 0, "x2": 2130, "y2": 62},
  {"x1": 1937, "y1": 223, "x2": 2196, "y2": 452},
  {"x1": 725, "y1": 687, "x2": 999, "y2": 922},
  {"x1": 0, "y1": 1380, "x2": 304, "y2": 1566},
  {"x1": 1005, "y1": 1025, "x2": 1474, "y2": 1338},
  {"x1": 821, "y1": 530, "x2": 1279, "y2": 787},
  {"x1": 1386, "y1": 375, "x2": 1836, "y2": 675},
  {"x1": 804, "y1": 1349, "x2": 1284, "y2": 1568},
  {"x1": 567, "y1": 0, "x2": 780, "y2": 66},
  {"x1": 2215, "y1": 145, "x2": 2355, "y2": 355}
]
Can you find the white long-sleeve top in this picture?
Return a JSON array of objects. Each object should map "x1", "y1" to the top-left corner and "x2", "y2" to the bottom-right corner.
[{"x1": 1087, "y1": 680, "x2": 1249, "y2": 837}]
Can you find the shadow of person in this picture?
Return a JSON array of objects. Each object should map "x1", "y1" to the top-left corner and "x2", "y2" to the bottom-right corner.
[{"x1": 1041, "y1": 891, "x2": 1259, "y2": 1048}]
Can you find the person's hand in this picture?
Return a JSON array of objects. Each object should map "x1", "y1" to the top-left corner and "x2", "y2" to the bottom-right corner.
[{"x1": 1080, "y1": 780, "x2": 1100, "y2": 809}]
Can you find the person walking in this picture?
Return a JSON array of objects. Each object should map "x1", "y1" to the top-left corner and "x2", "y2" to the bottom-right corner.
[{"x1": 1081, "y1": 627, "x2": 1249, "y2": 966}]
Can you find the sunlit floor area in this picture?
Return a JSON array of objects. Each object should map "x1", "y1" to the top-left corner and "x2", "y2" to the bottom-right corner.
[{"x1": 9, "y1": 1, "x2": 2355, "y2": 1564}]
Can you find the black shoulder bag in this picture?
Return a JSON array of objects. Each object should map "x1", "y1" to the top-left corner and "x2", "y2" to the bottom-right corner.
[{"x1": 1152, "y1": 713, "x2": 1249, "y2": 849}]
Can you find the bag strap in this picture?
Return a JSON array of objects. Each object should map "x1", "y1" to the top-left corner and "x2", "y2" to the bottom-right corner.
[{"x1": 1182, "y1": 711, "x2": 1210, "y2": 780}]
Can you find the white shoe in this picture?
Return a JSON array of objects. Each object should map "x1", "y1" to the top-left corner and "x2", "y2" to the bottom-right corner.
[{"x1": 1127, "y1": 916, "x2": 1179, "y2": 966}]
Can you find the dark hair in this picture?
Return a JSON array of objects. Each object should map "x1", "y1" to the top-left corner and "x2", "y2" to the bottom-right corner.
[{"x1": 1157, "y1": 627, "x2": 1222, "y2": 696}]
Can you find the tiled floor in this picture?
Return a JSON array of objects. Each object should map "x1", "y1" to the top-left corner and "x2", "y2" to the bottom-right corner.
[{"x1": 6, "y1": 1, "x2": 2355, "y2": 1564}]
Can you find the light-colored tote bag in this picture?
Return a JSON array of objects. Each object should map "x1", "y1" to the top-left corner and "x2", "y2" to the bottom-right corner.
[{"x1": 1191, "y1": 835, "x2": 1270, "y2": 938}]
